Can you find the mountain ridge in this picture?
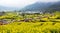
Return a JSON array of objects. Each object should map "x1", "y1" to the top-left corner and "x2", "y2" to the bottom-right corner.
[{"x1": 20, "y1": 1, "x2": 60, "y2": 13}]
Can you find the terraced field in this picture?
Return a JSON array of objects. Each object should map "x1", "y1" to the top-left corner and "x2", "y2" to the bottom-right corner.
[{"x1": 0, "y1": 11, "x2": 60, "y2": 33}]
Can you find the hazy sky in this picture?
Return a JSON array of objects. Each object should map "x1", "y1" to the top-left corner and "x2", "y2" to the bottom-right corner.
[{"x1": 0, "y1": 0, "x2": 60, "y2": 8}]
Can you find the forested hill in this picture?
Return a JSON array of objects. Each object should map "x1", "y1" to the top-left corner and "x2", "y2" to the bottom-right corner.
[
  {"x1": 48, "y1": 1, "x2": 60, "y2": 11},
  {"x1": 20, "y1": 1, "x2": 60, "y2": 12}
]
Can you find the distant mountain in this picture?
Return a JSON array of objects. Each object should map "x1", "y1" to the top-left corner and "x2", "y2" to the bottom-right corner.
[
  {"x1": 20, "y1": 1, "x2": 60, "y2": 13},
  {"x1": 0, "y1": 1, "x2": 60, "y2": 12},
  {"x1": 20, "y1": 2, "x2": 54, "y2": 11},
  {"x1": 48, "y1": 1, "x2": 60, "y2": 11},
  {"x1": 0, "y1": 6, "x2": 20, "y2": 11}
]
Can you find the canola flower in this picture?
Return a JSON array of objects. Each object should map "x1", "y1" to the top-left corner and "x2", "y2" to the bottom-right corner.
[{"x1": 0, "y1": 22, "x2": 60, "y2": 33}]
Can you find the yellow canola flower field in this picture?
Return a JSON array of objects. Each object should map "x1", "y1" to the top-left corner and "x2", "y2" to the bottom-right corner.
[{"x1": 0, "y1": 22, "x2": 60, "y2": 33}]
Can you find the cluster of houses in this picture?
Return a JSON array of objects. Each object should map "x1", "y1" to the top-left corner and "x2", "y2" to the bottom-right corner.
[
  {"x1": 16, "y1": 11, "x2": 43, "y2": 15},
  {"x1": 0, "y1": 11, "x2": 55, "y2": 25}
]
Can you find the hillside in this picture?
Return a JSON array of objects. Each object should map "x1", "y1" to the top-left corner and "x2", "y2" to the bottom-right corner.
[
  {"x1": 20, "y1": 1, "x2": 60, "y2": 13},
  {"x1": 48, "y1": 1, "x2": 60, "y2": 11}
]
